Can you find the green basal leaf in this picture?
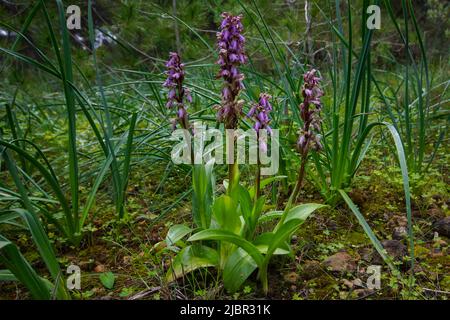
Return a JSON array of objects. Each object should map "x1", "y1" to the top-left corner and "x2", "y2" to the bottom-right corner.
[
  {"x1": 237, "y1": 184, "x2": 252, "y2": 221},
  {"x1": 99, "y1": 272, "x2": 115, "y2": 289},
  {"x1": 166, "y1": 224, "x2": 193, "y2": 246},
  {"x1": 166, "y1": 244, "x2": 219, "y2": 282},
  {"x1": 258, "y1": 210, "x2": 283, "y2": 223},
  {"x1": 248, "y1": 176, "x2": 287, "y2": 199},
  {"x1": 285, "y1": 203, "x2": 327, "y2": 222},
  {"x1": 192, "y1": 162, "x2": 215, "y2": 229},
  {"x1": 223, "y1": 248, "x2": 257, "y2": 293},
  {"x1": 0, "y1": 269, "x2": 17, "y2": 282},
  {"x1": 212, "y1": 195, "x2": 240, "y2": 233},
  {"x1": 188, "y1": 229, "x2": 264, "y2": 267},
  {"x1": 253, "y1": 233, "x2": 290, "y2": 255}
]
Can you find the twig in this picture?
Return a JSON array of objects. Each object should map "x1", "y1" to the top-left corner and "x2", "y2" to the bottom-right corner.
[
  {"x1": 422, "y1": 288, "x2": 450, "y2": 295},
  {"x1": 129, "y1": 286, "x2": 162, "y2": 300}
]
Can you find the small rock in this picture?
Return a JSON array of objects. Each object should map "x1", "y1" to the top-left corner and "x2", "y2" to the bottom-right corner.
[
  {"x1": 323, "y1": 251, "x2": 357, "y2": 273},
  {"x1": 284, "y1": 272, "x2": 299, "y2": 284},
  {"x1": 122, "y1": 256, "x2": 131, "y2": 265},
  {"x1": 342, "y1": 279, "x2": 354, "y2": 288},
  {"x1": 359, "y1": 247, "x2": 373, "y2": 262},
  {"x1": 387, "y1": 215, "x2": 407, "y2": 229},
  {"x1": 393, "y1": 226, "x2": 408, "y2": 240},
  {"x1": 352, "y1": 278, "x2": 364, "y2": 288},
  {"x1": 353, "y1": 288, "x2": 374, "y2": 298},
  {"x1": 342, "y1": 278, "x2": 364, "y2": 289},
  {"x1": 373, "y1": 240, "x2": 407, "y2": 264},
  {"x1": 383, "y1": 239, "x2": 407, "y2": 259},
  {"x1": 291, "y1": 235, "x2": 298, "y2": 244},
  {"x1": 433, "y1": 217, "x2": 450, "y2": 238},
  {"x1": 94, "y1": 264, "x2": 105, "y2": 273}
]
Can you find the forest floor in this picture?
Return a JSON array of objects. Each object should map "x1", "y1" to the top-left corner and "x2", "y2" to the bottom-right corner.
[{"x1": 1, "y1": 143, "x2": 448, "y2": 300}]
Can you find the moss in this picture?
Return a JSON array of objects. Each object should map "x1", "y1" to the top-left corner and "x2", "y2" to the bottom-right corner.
[{"x1": 414, "y1": 245, "x2": 431, "y2": 260}]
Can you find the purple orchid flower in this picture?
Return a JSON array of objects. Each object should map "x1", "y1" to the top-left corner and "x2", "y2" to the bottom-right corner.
[
  {"x1": 248, "y1": 93, "x2": 273, "y2": 152},
  {"x1": 297, "y1": 69, "x2": 323, "y2": 156},
  {"x1": 163, "y1": 52, "x2": 192, "y2": 130},
  {"x1": 216, "y1": 12, "x2": 248, "y2": 129}
]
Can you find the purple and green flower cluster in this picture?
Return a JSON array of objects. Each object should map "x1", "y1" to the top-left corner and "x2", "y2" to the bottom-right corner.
[
  {"x1": 297, "y1": 69, "x2": 323, "y2": 156},
  {"x1": 248, "y1": 93, "x2": 273, "y2": 152},
  {"x1": 216, "y1": 12, "x2": 247, "y2": 129},
  {"x1": 163, "y1": 52, "x2": 192, "y2": 130}
]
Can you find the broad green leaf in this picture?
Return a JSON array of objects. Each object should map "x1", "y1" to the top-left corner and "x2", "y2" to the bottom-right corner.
[
  {"x1": 192, "y1": 162, "x2": 214, "y2": 228},
  {"x1": 188, "y1": 229, "x2": 264, "y2": 267},
  {"x1": 266, "y1": 219, "x2": 304, "y2": 261},
  {"x1": 212, "y1": 195, "x2": 240, "y2": 233},
  {"x1": 166, "y1": 244, "x2": 219, "y2": 282},
  {"x1": 249, "y1": 196, "x2": 266, "y2": 231},
  {"x1": 258, "y1": 210, "x2": 283, "y2": 223},
  {"x1": 0, "y1": 269, "x2": 17, "y2": 281},
  {"x1": 237, "y1": 184, "x2": 252, "y2": 221},
  {"x1": 223, "y1": 248, "x2": 257, "y2": 293},
  {"x1": 166, "y1": 224, "x2": 193, "y2": 246},
  {"x1": 258, "y1": 203, "x2": 325, "y2": 224},
  {"x1": 99, "y1": 272, "x2": 115, "y2": 289},
  {"x1": 248, "y1": 176, "x2": 287, "y2": 199},
  {"x1": 285, "y1": 203, "x2": 327, "y2": 222},
  {"x1": 253, "y1": 233, "x2": 290, "y2": 255},
  {"x1": 0, "y1": 241, "x2": 10, "y2": 250}
]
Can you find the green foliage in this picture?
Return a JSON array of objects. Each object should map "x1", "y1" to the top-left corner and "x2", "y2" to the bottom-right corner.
[
  {"x1": 0, "y1": 208, "x2": 70, "y2": 300},
  {"x1": 165, "y1": 179, "x2": 325, "y2": 293},
  {"x1": 99, "y1": 272, "x2": 115, "y2": 289},
  {"x1": 192, "y1": 162, "x2": 215, "y2": 229}
]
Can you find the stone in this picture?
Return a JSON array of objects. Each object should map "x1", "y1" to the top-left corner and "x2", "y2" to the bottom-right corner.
[
  {"x1": 373, "y1": 240, "x2": 407, "y2": 264},
  {"x1": 393, "y1": 226, "x2": 408, "y2": 240},
  {"x1": 433, "y1": 217, "x2": 450, "y2": 238},
  {"x1": 322, "y1": 252, "x2": 356, "y2": 273},
  {"x1": 353, "y1": 288, "x2": 374, "y2": 298},
  {"x1": 359, "y1": 247, "x2": 373, "y2": 262},
  {"x1": 94, "y1": 264, "x2": 105, "y2": 273},
  {"x1": 291, "y1": 235, "x2": 298, "y2": 244},
  {"x1": 342, "y1": 278, "x2": 364, "y2": 289},
  {"x1": 352, "y1": 278, "x2": 364, "y2": 288},
  {"x1": 342, "y1": 279, "x2": 354, "y2": 288},
  {"x1": 284, "y1": 272, "x2": 299, "y2": 284}
]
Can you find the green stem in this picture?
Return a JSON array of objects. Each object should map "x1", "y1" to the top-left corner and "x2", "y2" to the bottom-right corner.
[
  {"x1": 275, "y1": 153, "x2": 307, "y2": 231},
  {"x1": 255, "y1": 134, "x2": 261, "y2": 201},
  {"x1": 259, "y1": 265, "x2": 269, "y2": 295}
]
